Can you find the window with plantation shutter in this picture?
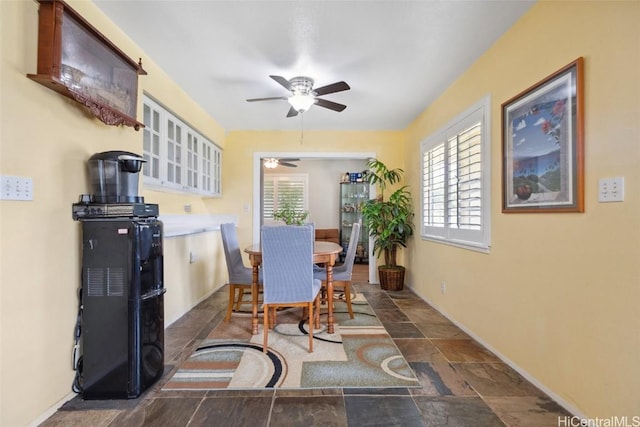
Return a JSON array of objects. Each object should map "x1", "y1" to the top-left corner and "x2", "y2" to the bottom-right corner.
[
  {"x1": 263, "y1": 174, "x2": 309, "y2": 223},
  {"x1": 421, "y1": 96, "x2": 491, "y2": 251}
]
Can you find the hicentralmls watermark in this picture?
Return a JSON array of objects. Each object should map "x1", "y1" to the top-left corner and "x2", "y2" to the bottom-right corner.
[{"x1": 558, "y1": 416, "x2": 640, "y2": 427}]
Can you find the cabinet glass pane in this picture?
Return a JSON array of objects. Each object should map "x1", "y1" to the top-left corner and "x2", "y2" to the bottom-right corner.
[{"x1": 340, "y1": 182, "x2": 369, "y2": 263}]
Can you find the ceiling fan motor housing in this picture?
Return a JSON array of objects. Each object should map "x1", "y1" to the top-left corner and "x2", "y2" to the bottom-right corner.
[
  {"x1": 247, "y1": 75, "x2": 349, "y2": 117},
  {"x1": 290, "y1": 76, "x2": 314, "y2": 95}
]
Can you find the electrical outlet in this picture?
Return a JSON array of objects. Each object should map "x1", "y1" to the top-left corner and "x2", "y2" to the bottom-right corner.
[
  {"x1": 1, "y1": 175, "x2": 33, "y2": 201},
  {"x1": 440, "y1": 281, "x2": 446, "y2": 294},
  {"x1": 599, "y1": 177, "x2": 624, "y2": 202}
]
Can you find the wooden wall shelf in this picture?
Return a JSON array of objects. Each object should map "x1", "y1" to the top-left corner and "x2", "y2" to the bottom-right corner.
[{"x1": 27, "y1": 0, "x2": 146, "y2": 130}]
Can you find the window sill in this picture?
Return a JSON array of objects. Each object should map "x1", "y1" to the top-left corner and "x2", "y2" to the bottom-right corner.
[{"x1": 421, "y1": 235, "x2": 490, "y2": 254}]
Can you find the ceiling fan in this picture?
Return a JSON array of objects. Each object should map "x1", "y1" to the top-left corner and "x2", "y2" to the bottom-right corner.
[
  {"x1": 263, "y1": 157, "x2": 300, "y2": 168},
  {"x1": 247, "y1": 75, "x2": 350, "y2": 117}
]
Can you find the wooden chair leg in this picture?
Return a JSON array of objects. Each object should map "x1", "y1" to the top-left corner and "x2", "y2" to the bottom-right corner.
[
  {"x1": 225, "y1": 284, "x2": 236, "y2": 322},
  {"x1": 270, "y1": 306, "x2": 277, "y2": 329},
  {"x1": 308, "y1": 301, "x2": 314, "y2": 353},
  {"x1": 315, "y1": 295, "x2": 321, "y2": 329},
  {"x1": 263, "y1": 304, "x2": 269, "y2": 353},
  {"x1": 344, "y1": 282, "x2": 354, "y2": 319},
  {"x1": 235, "y1": 288, "x2": 245, "y2": 311}
]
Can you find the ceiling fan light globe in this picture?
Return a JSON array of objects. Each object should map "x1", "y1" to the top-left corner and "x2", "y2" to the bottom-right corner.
[
  {"x1": 288, "y1": 94, "x2": 315, "y2": 112},
  {"x1": 264, "y1": 158, "x2": 279, "y2": 168}
]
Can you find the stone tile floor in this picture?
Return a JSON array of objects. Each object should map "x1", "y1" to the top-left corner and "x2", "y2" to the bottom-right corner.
[{"x1": 42, "y1": 278, "x2": 571, "y2": 426}]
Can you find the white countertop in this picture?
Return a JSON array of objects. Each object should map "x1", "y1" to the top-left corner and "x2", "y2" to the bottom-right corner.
[{"x1": 159, "y1": 214, "x2": 238, "y2": 237}]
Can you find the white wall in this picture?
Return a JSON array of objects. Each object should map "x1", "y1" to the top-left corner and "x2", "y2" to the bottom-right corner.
[{"x1": 265, "y1": 158, "x2": 368, "y2": 228}]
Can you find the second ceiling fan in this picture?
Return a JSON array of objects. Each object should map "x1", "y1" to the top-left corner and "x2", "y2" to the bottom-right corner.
[
  {"x1": 247, "y1": 75, "x2": 350, "y2": 117},
  {"x1": 263, "y1": 157, "x2": 299, "y2": 168}
]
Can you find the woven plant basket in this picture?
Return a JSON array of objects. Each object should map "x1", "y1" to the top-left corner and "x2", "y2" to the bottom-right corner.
[{"x1": 378, "y1": 266, "x2": 405, "y2": 291}]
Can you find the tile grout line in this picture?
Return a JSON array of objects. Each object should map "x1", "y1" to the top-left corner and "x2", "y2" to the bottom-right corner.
[{"x1": 185, "y1": 396, "x2": 208, "y2": 426}]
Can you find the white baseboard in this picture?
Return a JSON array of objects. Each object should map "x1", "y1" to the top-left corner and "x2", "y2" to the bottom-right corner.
[
  {"x1": 29, "y1": 391, "x2": 77, "y2": 427},
  {"x1": 405, "y1": 284, "x2": 586, "y2": 419}
]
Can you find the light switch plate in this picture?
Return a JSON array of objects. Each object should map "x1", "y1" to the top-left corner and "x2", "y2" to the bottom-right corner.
[
  {"x1": 598, "y1": 177, "x2": 624, "y2": 202},
  {"x1": 1, "y1": 175, "x2": 33, "y2": 201}
]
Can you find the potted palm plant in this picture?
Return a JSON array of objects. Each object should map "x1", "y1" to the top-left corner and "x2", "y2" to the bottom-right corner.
[{"x1": 361, "y1": 158, "x2": 414, "y2": 290}]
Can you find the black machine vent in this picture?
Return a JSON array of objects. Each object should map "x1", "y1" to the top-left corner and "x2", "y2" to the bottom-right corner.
[
  {"x1": 86, "y1": 268, "x2": 104, "y2": 297},
  {"x1": 106, "y1": 268, "x2": 125, "y2": 296},
  {"x1": 86, "y1": 267, "x2": 125, "y2": 297}
]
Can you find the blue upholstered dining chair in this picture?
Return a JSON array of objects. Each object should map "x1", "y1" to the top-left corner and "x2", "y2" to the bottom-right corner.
[
  {"x1": 220, "y1": 222, "x2": 262, "y2": 321},
  {"x1": 314, "y1": 222, "x2": 361, "y2": 319},
  {"x1": 261, "y1": 225, "x2": 322, "y2": 353}
]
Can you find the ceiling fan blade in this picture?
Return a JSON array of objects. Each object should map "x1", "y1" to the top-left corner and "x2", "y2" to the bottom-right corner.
[
  {"x1": 286, "y1": 106, "x2": 299, "y2": 118},
  {"x1": 315, "y1": 98, "x2": 347, "y2": 112},
  {"x1": 270, "y1": 75, "x2": 292, "y2": 91},
  {"x1": 279, "y1": 162, "x2": 298, "y2": 168},
  {"x1": 278, "y1": 158, "x2": 300, "y2": 162},
  {"x1": 246, "y1": 96, "x2": 287, "y2": 102},
  {"x1": 313, "y1": 81, "x2": 350, "y2": 96}
]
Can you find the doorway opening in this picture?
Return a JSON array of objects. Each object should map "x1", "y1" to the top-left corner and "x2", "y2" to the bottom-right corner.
[{"x1": 252, "y1": 151, "x2": 377, "y2": 284}]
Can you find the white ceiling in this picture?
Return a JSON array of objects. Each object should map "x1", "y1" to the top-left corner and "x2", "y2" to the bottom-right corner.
[{"x1": 93, "y1": 0, "x2": 534, "y2": 131}]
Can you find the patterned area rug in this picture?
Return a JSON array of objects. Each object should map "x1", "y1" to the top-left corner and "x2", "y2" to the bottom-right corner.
[{"x1": 162, "y1": 293, "x2": 420, "y2": 390}]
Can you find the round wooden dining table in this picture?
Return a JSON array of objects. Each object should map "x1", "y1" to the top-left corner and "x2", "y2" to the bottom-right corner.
[{"x1": 244, "y1": 241, "x2": 343, "y2": 335}]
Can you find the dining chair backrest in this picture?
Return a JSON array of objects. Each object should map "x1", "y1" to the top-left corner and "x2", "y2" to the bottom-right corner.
[
  {"x1": 220, "y1": 222, "x2": 252, "y2": 283},
  {"x1": 261, "y1": 225, "x2": 318, "y2": 303},
  {"x1": 305, "y1": 222, "x2": 315, "y2": 236},
  {"x1": 336, "y1": 222, "x2": 361, "y2": 278}
]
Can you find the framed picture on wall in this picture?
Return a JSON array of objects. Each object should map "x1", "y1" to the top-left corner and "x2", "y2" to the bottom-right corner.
[{"x1": 502, "y1": 57, "x2": 584, "y2": 213}]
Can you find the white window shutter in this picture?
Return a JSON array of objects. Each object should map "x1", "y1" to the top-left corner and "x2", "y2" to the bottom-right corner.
[{"x1": 421, "y1": 96, "x2": 491, "y2": 251}]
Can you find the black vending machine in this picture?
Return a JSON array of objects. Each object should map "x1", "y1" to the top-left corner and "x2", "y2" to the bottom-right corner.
[{"x1": 72, "y1": 151, "x2": 165, "y2": 399}]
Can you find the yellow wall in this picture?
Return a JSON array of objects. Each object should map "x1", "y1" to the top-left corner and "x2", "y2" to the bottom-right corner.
[
  {"x1": 221, "y1": 130, "x2": 406, "y2": 252},
  {"x1": 163, "y1": 231, "x2": 227, "y2": 325},
  {"x1": 0, "y1": 1, "x2": 226, "y2": 425},
  {"x1": 2, "y1": 0, "x2": 638, "y2": 424},
  {"x1": 405, "y1": 1, "x2": 640, "y2": 418}
]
